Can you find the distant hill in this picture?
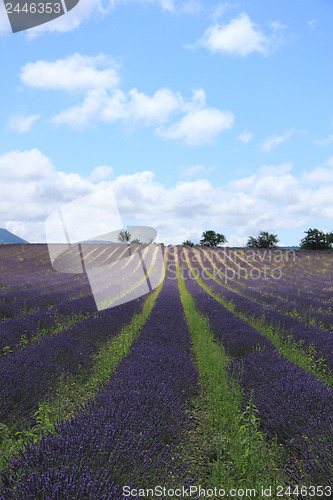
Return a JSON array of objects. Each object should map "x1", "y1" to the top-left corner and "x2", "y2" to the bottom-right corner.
[{"x1": 0, "y1": 228, "x2": 29, "y2": 244}]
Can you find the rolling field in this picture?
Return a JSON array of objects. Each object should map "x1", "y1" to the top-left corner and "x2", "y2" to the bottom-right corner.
[{"x1": 0, "y1": 244, "x2": 332, "y2": 499}]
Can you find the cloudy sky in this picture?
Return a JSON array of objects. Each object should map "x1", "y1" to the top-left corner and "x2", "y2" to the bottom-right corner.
[{"x1": 0, "y1": 0, "x2": 332, "y2": 245}]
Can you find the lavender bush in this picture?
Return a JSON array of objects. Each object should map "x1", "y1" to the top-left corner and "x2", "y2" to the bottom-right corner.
[{"x1": 0, "y1": 254, "x2": 199, "y2": 498}]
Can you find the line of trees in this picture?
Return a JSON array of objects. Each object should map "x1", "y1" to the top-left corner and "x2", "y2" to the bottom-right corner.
[
  {"x1": 117, "y1": 227, "x2": 332, "y2": 250},
  {"x1": 300, "y1": 228, "x2": 333, "y2": 250},
  {"x1": 182, "y1": 228, "x2": 333, "y2": 250}
]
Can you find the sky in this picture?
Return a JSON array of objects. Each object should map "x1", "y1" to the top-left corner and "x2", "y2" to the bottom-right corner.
[{"x1": 0, "y1": 0, "x2": 332, "y2": 246}]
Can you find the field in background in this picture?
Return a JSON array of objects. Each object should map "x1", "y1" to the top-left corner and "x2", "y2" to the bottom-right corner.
[{"x1": 0, "y1": 244, "x2": 332, "y2": 499}]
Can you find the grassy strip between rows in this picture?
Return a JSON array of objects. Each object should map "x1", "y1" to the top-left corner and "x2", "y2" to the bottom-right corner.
[
  {"x1": 177, "y1": 267, "x2": 289, "y2": 495},
  {"x1": 187, "y1": 258, "x2": 333, "y2": 388},
  {"x1": 0, "y1": 281, "x2": 163, "y2": 474}
]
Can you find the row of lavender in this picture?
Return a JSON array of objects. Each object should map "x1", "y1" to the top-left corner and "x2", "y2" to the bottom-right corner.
[
  {"x1": 0, "y1": 294, "x2": 145, "y2": 429},
  {"x1": 0, "y1": 245, "x2": 62, "y2": 290},
  {"x1": 217, "y1": 247, "x2": 333, "y2": 298},
  {"x1": 0, "y1": 244, "x2": 165, "y2": 429},
  {"x1": 0, "y1": 251, "x2": 199, "y2": 498},
  {"x1": 0, "y1": 246, "x2": 94, "y2": 363},
  {"x1": 207, "y1": 248, "x2": 333, "y2": 322},
  {"x1": 185, "y1": 249, "x2": 333, "y2": 371},
  {"x1": 0, "y1": 245, "x2": 91, "y2": 320},
  {"x1": 178, "y1": 250, "x2": 333, "y2": 485},
  {"x1": 0, "y1": 244, "x2": 159, "y2": 319},
  {"x1": 0, "y1": 244, "x2": 158, "y2": 353},
  {"x1": 207, "y1": 249, "x2": 333, "y2": 330},
  {"x1": 212, "y1": 247, "x2": 333, "y2": 304},
  {"x1": 0, "y1": 281, "x2": 92, "y2": 320},
  {"x1": 0, "y1": 295, "x2": 96, "y2": 354}
]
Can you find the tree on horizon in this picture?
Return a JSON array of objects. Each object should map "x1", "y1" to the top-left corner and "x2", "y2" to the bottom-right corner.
[
  {"x1": 118, "y1": 230, "x2": 131, "y2": 243},
  {"x1": 200, "y1": 230, "x2": 227, "y2": 247},
  {"x1": 182, "y1": 239, "x2": 195, "y2": 247},
  {"x1": 247, "y1": 231, "x2": 279, "y2": 249},
  {"x1": 300, "y1": 228, "x2": 333, "y2": 250}
]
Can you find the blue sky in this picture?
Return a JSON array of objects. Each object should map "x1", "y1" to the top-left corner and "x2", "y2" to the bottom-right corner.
[{"x1": 0, "y1": 0, "x2": 332, "y2": 245}]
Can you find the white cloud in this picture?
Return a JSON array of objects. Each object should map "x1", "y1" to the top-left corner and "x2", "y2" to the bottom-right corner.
[
  {"x1": 156, "y1": 108, "x2": 234, "y2": 145},
  {"x1": 1, "y1": 149, "x2": 333, "y2": 244},
  {"x1": 128, "y1": 88, "x2": 181, "y2": 125},
  {"x1": 52, "y1": 86, "x2": 182, "y2": 129},
  {"x1": 260, "y1": 130, "x2": 292, "y2": 152},
  {"x1": 7, "y1": 114, "x2": 40, "y2": 133},
  {"x1": 24, "y1": 55, "x2": 232, "y2": 143},
  {"x1": 52, "y1": 89, "x2": 128, "y2": 128},
  {"x1": 229, "y1": 163, "x2": 293, "y2": 192},
  {"x1": 252, "y1": 171, "x2": 298, "y2": 203},
  {"x1": 52, "y1": 87, "x2": 231, "y2": 141},
  {"x1": 112, "y1": 160, "x2": 333, "y2": 242},
  {"x1": 0, "y1": 149, "x2": 94, "y2": 238},
  {"x1": 89, "y1": 165, "x2": 114, "y2": 182},
  {"x1": 182, "y1": 88, "x2": 206, "y2": 112},
  {"x1": 0, "y1": 149, "x2": 54, "y2": 180},
  {"x1": 21, "y1": 54, "x2": 119, "y2": 91},
  {"x1": 315, "y1": 134, "x2": 333, "y2": 146},
  {"x1": 302, "y1": 157, "x2": 333, "y2": 184},
  {"x1": 237, "y1": 130, "x2": 253, "y2": 144},
  {"x1": 194, "y1": 12, "x2": 273, "y2": 56}
]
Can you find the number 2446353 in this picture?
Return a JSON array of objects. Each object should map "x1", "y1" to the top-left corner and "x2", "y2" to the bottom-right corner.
[{"x1": 5, "y1": 2, "x2": 61, "y2": 14}]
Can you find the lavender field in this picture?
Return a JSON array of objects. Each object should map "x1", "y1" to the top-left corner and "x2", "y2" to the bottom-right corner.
[{"x1": 0, "y1": 244, "x2": 332, "y2": 499}]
